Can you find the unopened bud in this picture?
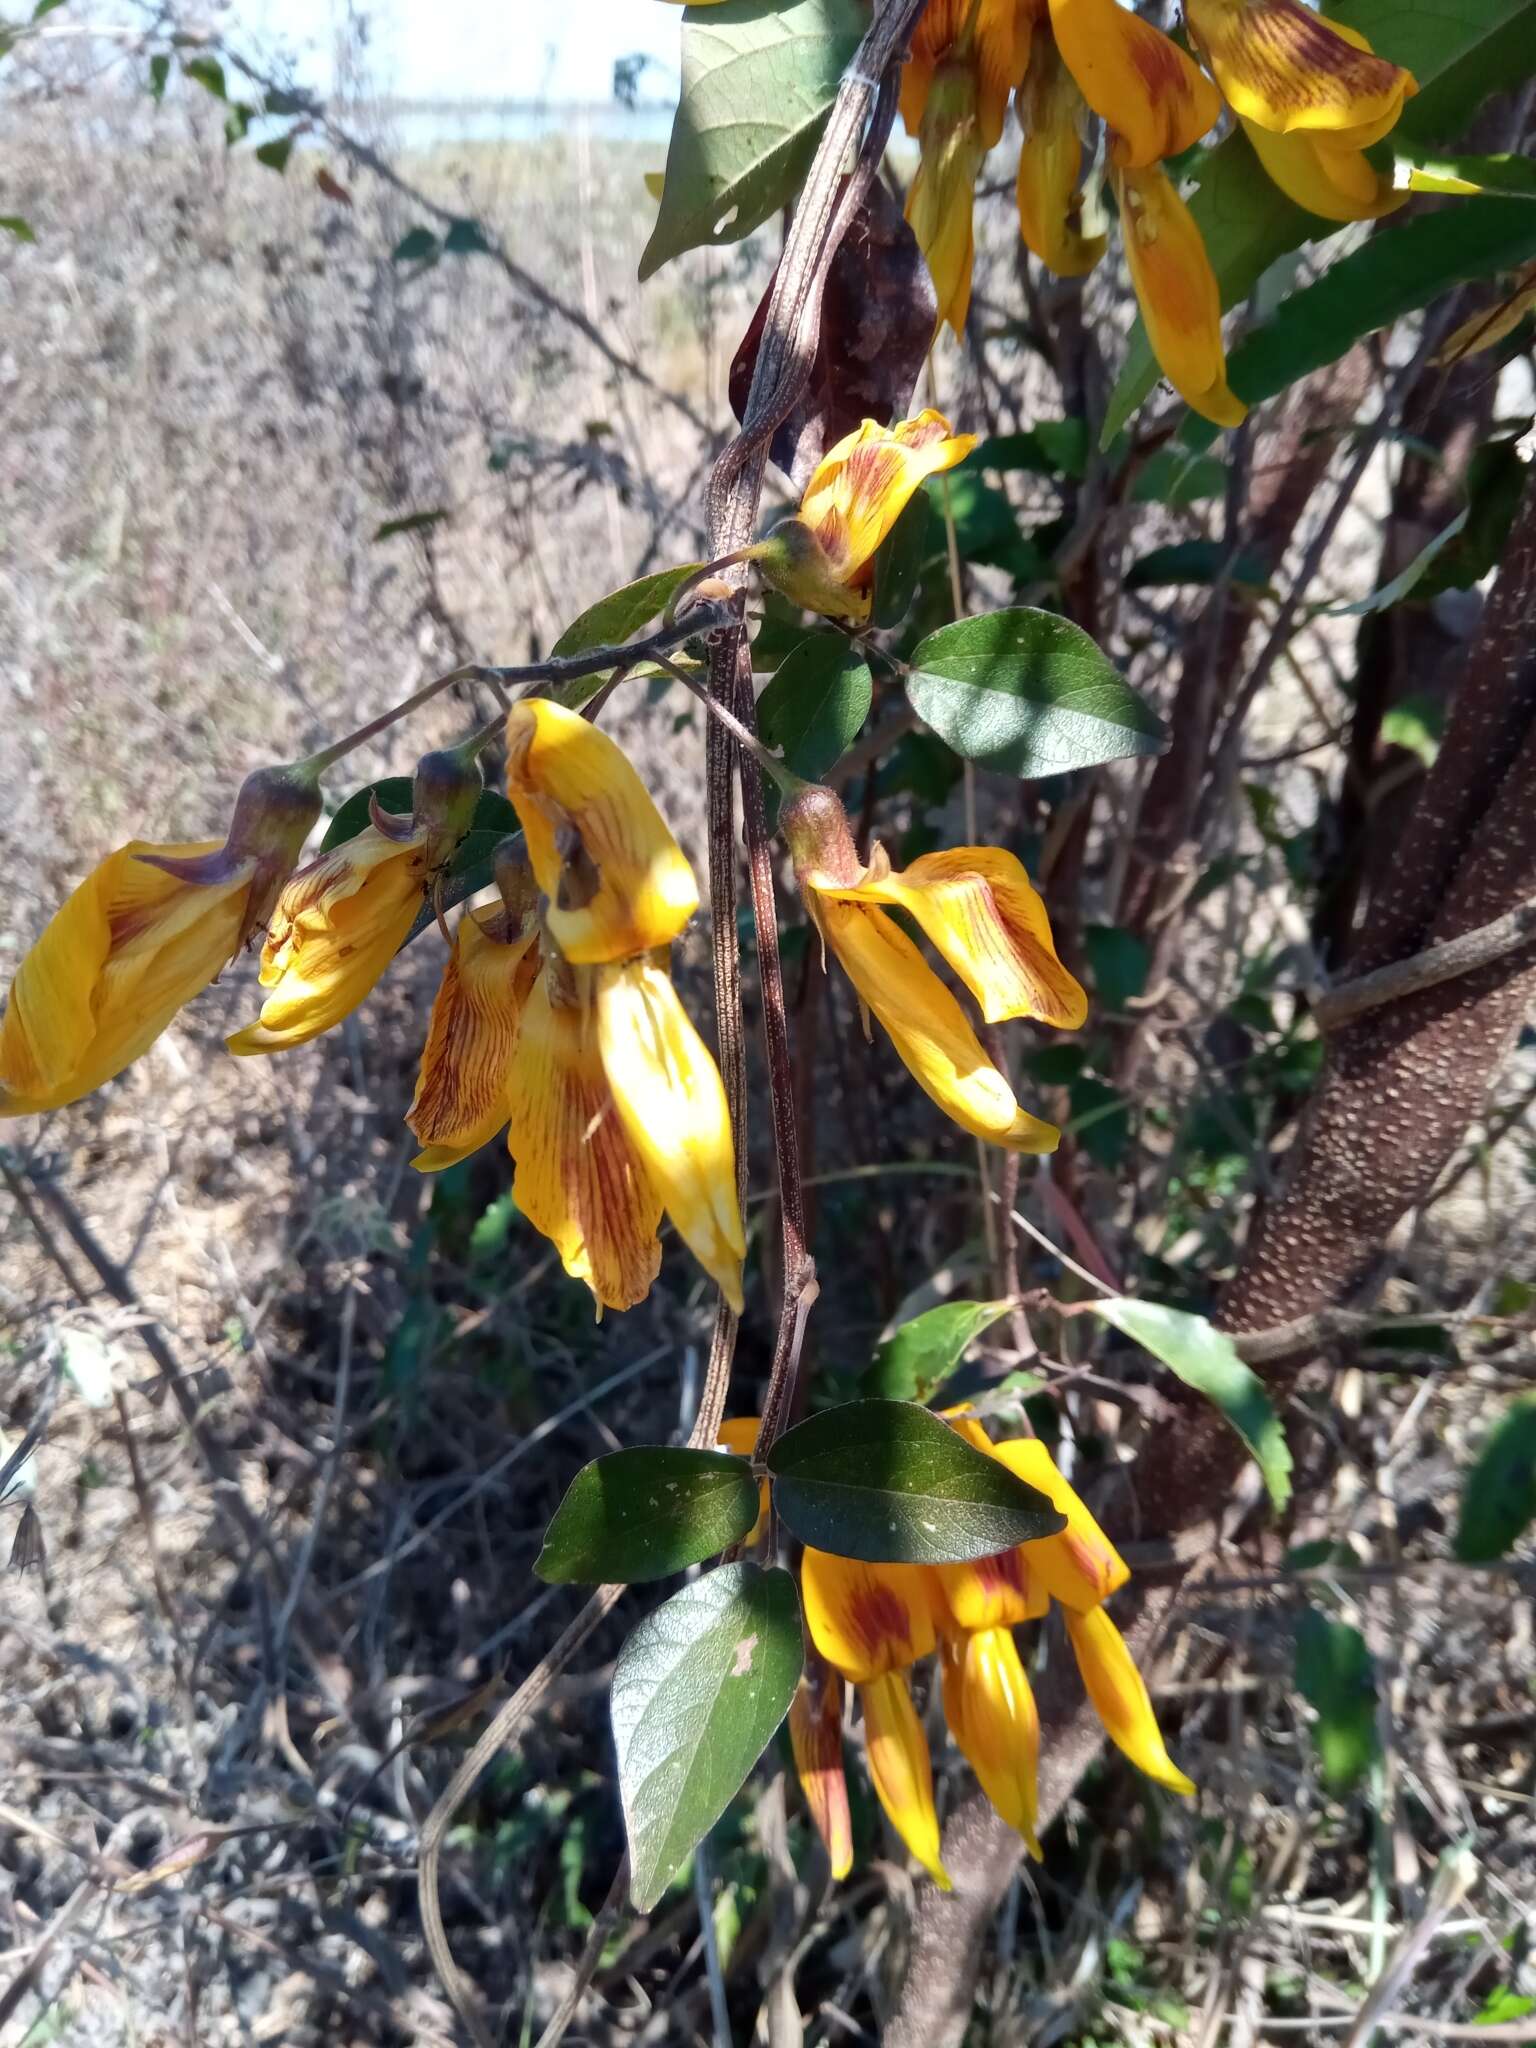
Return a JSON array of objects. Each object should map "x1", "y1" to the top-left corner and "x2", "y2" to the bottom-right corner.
[
  {"x1": 142, "y1": 757, "x2": 323, "y2": 943},
  {"x1": 747, "y1": 518, "x2": 859, "y2": 621},
  {"x1": 492, "y1": 837, "x2": 537, "y2": 926},
  {"x1": 412, "y1": 743, "x2": 483, "y2": 865},
  {"x1": 779, "y1": 783, "x2": 862, "y2": 886}
]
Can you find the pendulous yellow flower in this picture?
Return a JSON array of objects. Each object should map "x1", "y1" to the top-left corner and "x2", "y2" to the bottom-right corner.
[
  {"x1": 407, "y1": 851, "x2": 541, "y2": 1173},
  {"x1": 1065, "y1": 1604, "x2": 1196, "y2": 1795},
  {"x1": 2, "y1": 763, "x2": 321, "y2": 1115},
  {"x1": 1240, "y1": 117, "x2": 1403, "y2": 221},
  {"x1": 789, "y1": 1667, "x2": 854, "y2": 1881},
  {"x1": 1047, "y1": 0, "x2": 1221, "y2": 170},
  {"x1": 751, "y1": 412, "x2": 976, "y2": 625},
  {"x1": 1015, "y1": 32, "x2": 1108, "y2": 280},
  {"x1": 1114, "y1": 159, "x2": 1248, "y2": 429},
  {"x1": 593, "y1": 956, "x2": 745, "y2": 1313},
  {"x1": 1185, "y1": 0, "x2": 1416, "y2": 143},
  {"x1": 503, "y1": 697, "x2": 698, "y2": 965},
  {"x1": 990, "y1": 1437, "x2": 1131, "y2": 1611},
  {"x1": 941, "y1": 1625, "x2": 1043, "y2": 1857}
]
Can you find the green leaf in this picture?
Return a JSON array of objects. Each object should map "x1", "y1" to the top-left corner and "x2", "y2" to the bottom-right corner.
[
  {"x1": 1323, "y1": 506, "x2": 1471, "y2": 616},
  {"x1": 443, "y1": 215, "x2": 494, "y2": 256},
  {"x1": 254, "y1": 133, "x2": 295, "y2": 173},
  {"x1": 148, "y1": 52, "x2": 170, "y2": 100},
  {"x1": 1379, "y1": 692, "x2": 1444, "y2": 767},
  {"x1": 320, "y1": 779, "x2": 519, "y2": 851},
  {"x1": 0, "y1": 215, "x2": 35, "y2": 242},
  {"x1": 391, "y1": 226, "x2": 441, "y2": 265},
  {"x1": 469, "y1": 1191, "x2": 517, "y2": 1258},
  {"x1": 870, "y1": 490, "x2": 932, "y2": 630},
  {"x1": 374, "y1": 506, "x2": 449, "y2": 540},
  {"x1": 549, "y1": 564, "x2": 705, "y2": 704},
  {"x1": 1129, "y1": 450, "x2": 1226, "y2": 506},
  {"x1": 1294, "y1": 1608, "x2": 1380, "y2": 1793},
  {"x1": 966, "y1": 421, "x2": 1089, "y2": 481},
  {"x1": 1084, "y1": 924, "x2": 1150, "y2": 1010},
  {"x1": 1416, "y1": 438, "x2": 1529, "y2": 596},
  {"x1": 1454, "y1": 1392, "x2": 1536, "y2": 1561},
  {"x1": 537, "y1": 1448, "x2": 760, "y2": 1585},
  {"x1": 1101, "y1": 0, "x2": 1536, "y2": 444},
  {"x1": 905, "y1": 609, "x2": 1166, "y2": 778},
  {"x1": 1396, "y1": 145, "x2": 1536, "y2": 198},
  {"x1": 757, "y1": 634, "x2": 872, "y2": 788},
  {"x1": 183, "y1": 54, "x2": 227, "y2": 100},
  {"x1": 766, "y1": 1399, "x2": 1065, "y2": 1563},
  {"x1": 611, "y1": 1562, "x2": 801, "y2": 1911},
  {"x1": 1124, "y1": 540, "x2": 1270, "y2": 591},
  {"x1": 863, "y1": 1299, "x2": 1015, "y2": 1402},
  {"x1": 1090, "y1": 1298, "x2": 1292, "y2": 1511},
  {"x1": 640, "y1": 0, "x2": 864, "y2": 280}
]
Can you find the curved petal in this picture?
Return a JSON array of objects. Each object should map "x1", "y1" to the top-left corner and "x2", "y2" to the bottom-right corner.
[
  {"x1": 408, "y1": 912, "x2": 540, "y2": 1171},
  {"x1": 1016, "y1": 34, "x2": 1107, "y2": 279},
  {"x1": 1048, "y1": 0, "x2": 1221, "y2": 169},
  {"x1": 1114, "y1": 161, "x2": 1247, "y2": 430},
  {"x1": 831, "y1": 845, "x2": 1087, "y2": 1029},
  {"x1": 799, "y1": 411, "x2": 977, "y2": 588},
  {"x1": 935, "y1": 1542, "x2": 1049, "y2": 1632},
  {"x1": 1066, "y1": 1605, "x2": 1195, "y2": 1795},
  {"x1": 801, "y1": 1548, "x2": 939, "y2": 1684},
  {"x1": 813, "y1": 894, "x2": 1060, "y2": 1152},
  {"x1": 505, "y1": 970, "x2": 662, "y2": 1315},
  {"x1": 903, "y1": 0, "x2": 1038, "y2": 148},
  {"x1": 991, "y1": 1438, "x2": 1130, "y2": 1610},
  {"x1": 1186, "y1": 0, "x2": 1415, "y2": 138},
  {"x1": 227, "y1": 827, "x2": 427, "y2": 1054},
  {"x1": 1241, "y1": 117, "x2": 1402, "y2": 220},
  {"x1": 790, "y1": 1669, "x2": 854, "y2": 1880},
  {"x1": 941, "y1": 1627, "x2": 1042, "y2": 1856},
  {"x1": 594, "y1": 959, "x2": 745, "y2": 1312},
  {"x1": 504, "y1": 698, "x2": 698, "y2": 965},
  {"x1": 860, "y1": 1672, "x2": 952, "y2": 1890},
  {"x1": 2, "y1": 840, "x2": 249, "y2": 1115},
  {"x1": 906, "y1": 88, "x2": 987, "y2": 339}
]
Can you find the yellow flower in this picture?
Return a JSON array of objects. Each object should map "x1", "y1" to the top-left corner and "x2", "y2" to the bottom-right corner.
[
  {"x1": 2, "y1": 762, "x2": 322, "y2": 1115},
  {"x1": 991, "y1": 1438, "x2": 1130, "y2": 1612},
  {"x1": 228, "y1": 821, "x2": 432, "y2": 1054},
  {"x1": 934, "y1": 1537, "x2": 1048, "y2": 1634},
  {"x1": 906, "y1": 63, "x2": 990, "y2": 338},
  {"x1": 407, "y1": 903, "x2": 540, "y2": 1173},
  {"x1": 504, "y1": 962, "x2": 663, "y2": 1314},
  {"x1": 902, "y1": 0, "x2": 1039, "y2": 151},
  {"x1": 1016, "y1": 32, "x2": 1108, "y2": 279},
  {"x1": 503, "y1": 697, "x2": 698, "y2": 965},
  {"x1": 1240, "y1": 117, "x2": 1403, "y2": 221},
  {"x1": 592, "y1": 957, "x2": 745, "y2": 1313},
  {"x1": 1114, "y1": 160, "x2": 1247, "y2": 429},
  {"x1": 1185, "y1": 0, "x2": 1415, "y2": 142},
  {"x1": 717, "y1": 1416, "x2": 769, "y2": 1544},
  {"x1": 1047, "y1": 0, "x2": 1221, "y2": 171},
  {"x1": 751, "y1": 412, "x2": 976, "y2": 625},
  {"x1": 789, "y1": 1668, "x2": 854, "y2": 1880},
  {"x1": 941, "y1": 1626, "x2": 1042, "y2": 1857},
  {"x1": 1434, "y1": 261, "x2": 1536, "y2": 366},
  {"x1": 1065, "y1": 1604, "x2": 1195, "y2": 1795},
  {"x1": 863, "y1": 1670, "x2": 953, "y2": 1890}
]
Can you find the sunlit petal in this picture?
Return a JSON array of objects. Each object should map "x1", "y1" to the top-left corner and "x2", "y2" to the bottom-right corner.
[
  {"x1": 408, "y1": 911, "x2": 540, "y2": 1171},
  {"x1": 1016, "y1": 31, "x2": 1108, "y2": 279},
  {"x1": 801, "y1": 1548, "x2": 939, "y2": 1683},
  {"x1": 861, "y1": 1671, "x2": 952, "y2": 1890},
  {"x1": 941, "y1": 1627, "x2": 1042, "y2": 1856},
  {"x1": 790, "y1": 1668, "x2": 854, "y2": 1880},
  {"x1": 1240, "y1": 117, "x2": 1403, "y2": 220},
  {"x1": 796, "y1": 410, "x2": 976, "y2": 593},
  {"x1": 1186, "y1": 0, "x2": 1415, "y2": 138},
  {"x1": 1048, "y1": 0, "x2": 1221, "y2": 169},
  {"x1": 935, "y1": 1540, "x2": 1049, "y2": 1632},
  {"x1": 1114, "y1": 160, "x2": 1247, "y2": 429},
  {"x1": 1066, "y1": 1604, "x2": 1196, "y2": 1795},
  {"x1": 991, "y1": 1438, "x2": 1130, "y2": 1611}
]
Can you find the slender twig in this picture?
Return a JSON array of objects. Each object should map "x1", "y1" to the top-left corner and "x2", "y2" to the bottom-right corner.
[
  {"x1": 1314, "y1": 895, "x2": 1536, "y2": 1031},
  {"x1": 532, "y1": 1855, "x2": 632, "y2": 2048}
]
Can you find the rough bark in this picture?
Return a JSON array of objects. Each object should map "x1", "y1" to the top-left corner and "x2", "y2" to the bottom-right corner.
[{"x1": 886, "y1": 468, "x2": 1536, "y2": 2048}]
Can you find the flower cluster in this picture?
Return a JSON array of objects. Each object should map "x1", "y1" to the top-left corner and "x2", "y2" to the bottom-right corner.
[
  {"x1": 902, "y1": 0, "x2": 1416, "y2": 422},
  {"x1": 729, "y1": 1413, "x2": 1192, "y2": 1883}
]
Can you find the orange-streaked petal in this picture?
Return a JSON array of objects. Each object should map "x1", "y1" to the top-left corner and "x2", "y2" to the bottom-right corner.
[
  {"x1": 798, "y1": 411, "x2": 977, "y2": 591},
  {"x1": 505, "y1": 969, "x2": 662, "y2": 1315},
  {"x1": 1066, "y1": 1604, "x2": 1196, "y2": 1795},
  {"x1": 809, "y1": 892, "x2": 1060, "y2": 1152},
  {"x1": 408, "y1": 912, "x2": 540, "y2": 1171},
  {"x1": 801, "y1": 1548, "x2": 939, "y2": 1684},
  {"x1": 935, "y1": 1542, "x2": 1049, "y2": 1633},
  {"x1": 593, "y1": 958, "x2": 745, "y2": 1313},
  {"x1": 906, "y1": 73, "x2": 988, "y2": 339},
  {"x1": 941, "y1": 1627, "x2": 1042, "y2": 1856},
  {"x1": 227, "y1": 825, "x2": 429, "y2": 1055},
  {"x1": 717, "y1": 1416, "x2": 769, "y2": 1544},
  {"x1": 2, "y1": 841, "x2": 251, "y2": 1115},
  {"x1": 790, "y1": 1669, "x2": 854, "y2": 1880},
  {"x1": 827, "y1": 845, "x2": 1087, "y2": 1029},
  {"x1": 1434, "y1": 262, "x2": 1536, "y2": 366},
  {"x1": 903, "y1": 0, "x2": 1039, "y2": 146},
  {"x1": 991, "y1": 1438, "x2": 1130, "y2": 1611},
  {"x1": 1186, "y1": 0, "x2": 1415, "y2": 139},
  {"x1": 504, "y1": 698, "x2": 698, "y2": 965},
  {"x1": 1016, "y1": 32, "x2": 1107, "y2": 279},
  {"x1": 1048, "y1": 0, "x2": 1221, "y2": 169},
  {"x1": 1240, "y1": 117, "x2": 1403, "y2": 220},
  {"x1": 1114, "y1": 161, "x2": 1247, "y2": 430},
  {"x1": 860, "y1": 1672, "x2": 952, "y2": 1890}
]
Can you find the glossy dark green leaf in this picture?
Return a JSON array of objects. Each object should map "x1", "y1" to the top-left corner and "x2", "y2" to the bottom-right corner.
[
  {"x1": 548, "y1": 563, "x2": 705, "y2": 704},
  {"x1": 391, "y1": 226, "x2": 440, "y2": 265},
  {"x1": 1295, "y1": 1608, "x2": 1380, "y2": 1793},
  {"x1": 320, "y1": 780, "x2": 519, "y2": 851},
  {"x1": 640, "y1": 0, "x2": 864, "y2": 280},
  {"x1": 1395, "y1": 145, "x2": 1536, "y2": 199},
  {"x1": 1454, "y1": 1392, "x2": 1536, "y2": 1562},
  {"x1": 862, "y1": 1299, "x2": 1014, "y2": 1402},
  {"x1": 758, "y1": 634, "x2": 872, "y2": 788},
  {"x1": 537, "y1": 1447, "x2": 760, "y2": 1585},
  {"x1": 905, "y1": 609, "x2": 1165, "y2": 778},
  {"x1": 1091, "y1": 1298, "x2": 1292, "y2": 1511},
  {"x1": 374, "y1": 506, "x2": 449, "y2": 539},
  {"x1": 870, "y1": 491, "x2": 932, "y2": 630},
  {"x1": 766, "y1": 1399, "x2": 1064, "y2": 1563},
  {"x1": 611, "y1": 1563, "x2": 802, "y2": 1910}
]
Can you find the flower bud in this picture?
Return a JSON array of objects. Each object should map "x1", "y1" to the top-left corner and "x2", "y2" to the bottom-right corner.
[
  {"x1": 747, "y1": 518, "x2": 862, "y2": 622},
  {"x1": 778, "y1": 784, "x2": 863, "y2": 887},
  {"x1": 138, "y1": 757, "x2": 323, "y2": 948},
  {"x1": 411, "y1": 743, "x2": 484, "y2": 865}
]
